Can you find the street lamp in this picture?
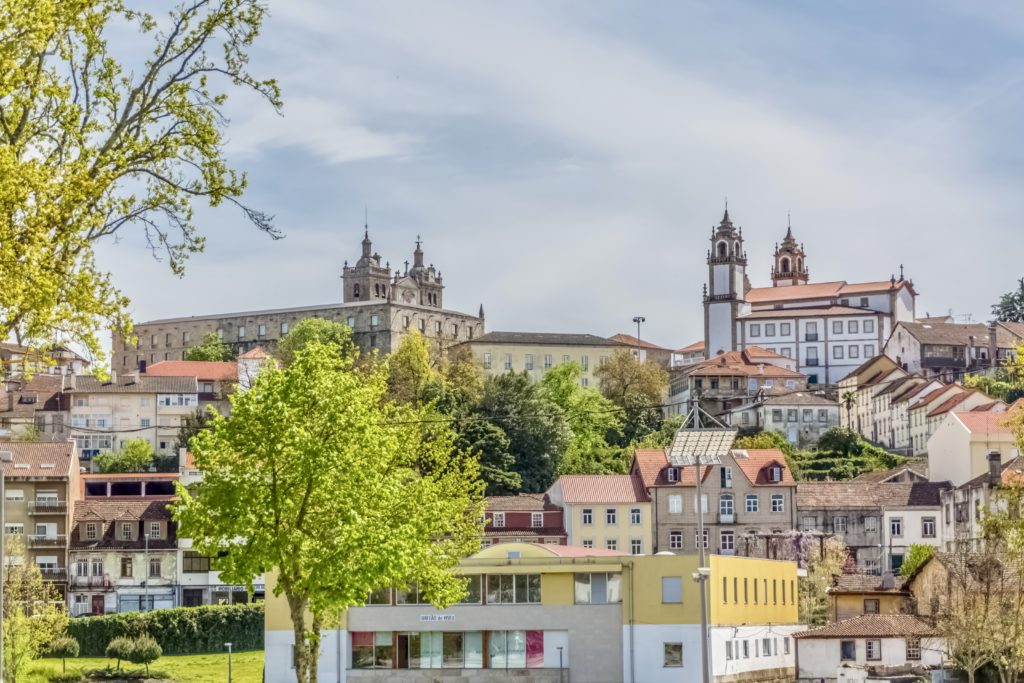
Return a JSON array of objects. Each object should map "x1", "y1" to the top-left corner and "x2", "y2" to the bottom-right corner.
[
  {"x1": 632, "y1": 316, "x2": 645, "y2": 359},
  {"x1": 143, "y1": 532, "x2": 150, "y2": 612},
  {"x1": 225, "y1": 642, "x2": 233, "y2": 682}
]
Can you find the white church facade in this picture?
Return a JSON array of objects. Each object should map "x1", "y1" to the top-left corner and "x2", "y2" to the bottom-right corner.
[{"x1": 702, "y1": 210, "x2": 917, "y2": 385}]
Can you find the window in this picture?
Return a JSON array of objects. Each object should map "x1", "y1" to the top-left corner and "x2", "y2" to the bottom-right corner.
[
  {"x1": 582, "y1": 508, "x2": 593, "y2": 525},
  {"x1": 530, "y1": 513, "x2": 543, "y2": 528},
  {"x1": 236, "y1": 326, "x2": 245, "y2": 340},
  {"x1": 863, "y1": 318, "x2": 876, "y2": 333},
  {"x1": 492, "y1": 512, "x2": 505, "y2": 528},
  {"x1": 772, "y1": 409, "x2": 783, "y2": 423},
  {"x1": 371, "y1": 314, "x2": 380, "y2": 327},
  {"x1": 833, "y1": 320, "x2": 843, "y2": 335},
  {"x1": 120, "y1": 522, "x2": 132, "y2": 540},
  {"x1": 840, "y1": 640, "x2": 856, "y2": 661},
  {"x1": 487, "y1": 574, "x2": 541, "y2": 604},
  {"x1": 750, "y1": 324, "x2": 761, "y2": 337},
  {"x1": 771, "y1": 494, "x2": 784, "y2": 512},
  {"x1": 742, "y1": 640, "x2": 750, "y2": 658},
  {"x1": 834, "y1": 345, "x2": 844, "y2": 359},
  {"x1": 149, "y1": 522, "x2": 161, "y2": 539},
  {"x1": 746, "y1": 495, "x2": 759, "y2": 513},
  {"x1": 780, "y1": 323, "x2": 792, "y2": 336},
  {"x1": 801, "y1": 516, "x2": 817, "y2": 531},
  {"x1": 579, "y1": 355, "x2": 589, "y2": 371},
  {"x1": 574, "y1": 572, "x2": 621, "y2": 604},
  {"x1": 663, "y1": 642, "x2": 683, "y2": 668},
  {"x1": 906, "y1": 637, "x2": 921, "y2": 660},
  {"x1": 149, "y1": 557, "x2": 161, "y2": 578},
  {"x1": 866, "y1": 639, "x2": 881, "y2": 660},
  {"x1": 864, "y1": 516, "x2": 878, "y2": 532},
  {"x1": 784, "y1": 637, "x2": 791, "y2": 655},
  {"x1": 865, "y1": 344, "x2": 876, "y2": 357},
  {"x1": 805, "y1": 322, "x2": 818, "y2": 341},
  {"x1": 5, "y1": 488, "x2": 23, "y2": 501},
  {"x1": 91, "y1": 559, "x2": 104, "y2": 576},
  {"x1": 3, "y1": 523, "x2": 23, "y2": 535},
  {"x1": 818, "y1": 409, "x2": 828, "y2": 422},
  {"x1": 668, "y1": 494, "x2": 682, "y2": 513},
  {"x1": 720, "y1": 530, "x2": 735, "y2": 552},
  {"x1": 281, "y1": 321, "x2": 289, "y2": 335},
  {"x1": 258, "y1": 323, "x2": 266, "y2": 338},
  {"x1": 630, "y1": 508, "x2": 641, "y2": 525},
  {"x1": 848, "y1": 320, "x2": 859, "y2": 334},
  {"x1": 864, "y1": 598, "x2": 880, "y2": 614},
  {"x1": 719, "y1": 494, "x2": 734, "y2": 516},
  {"x1": 890, "y1": 517, "x2": 903, "y2": 537},
  {"x1": 544, "y1": 354, "x2": 552, "y2": 369},
  {"x1": 768, "y1": 465, "x2": 783, "y2": 482},
  {"x1": 695, "y1": 528, "x2": 709, "y2": 549},
  {"x1": 806, "y1": 347, "x2": 819, "y2": 366},
  {"x1": 524, "y1": 354, "x2": 534, "y2": 371},
  {"x1": 630, "y1": 538, "x2": 642, "y2": 555},
  {"x1": 504, "y1": 354, "x2": 512, "y2": 370},
  {"x1": 669, "y1": 530, "x2": 683, "y2": 549},
  {"x1": 726, "y1": 641, "x2": 733, "y2": 660},
  {"x1": 606, "y1": 508, "x2": 617, "y2": 525},
  {"x1": 183, "y1": 551, "x2": 211, "y2": 573},
  {"x1": 721, "y1": 466, "x2": 733, "y2": 488},
  {"x1": 850, "y1": 345, "x2": 860, "y2": 359},
  {"x1": 922, "y1": 516, "x2": 936, "y2": 538},
  {"x1": 667, "y1": 467, "x2": 679, "y2": 483},
  {"x1": 606, "y1": 539, "x2": 618, "y2": 551},
  {"x1": 351, "y1": 632, "x2": 394, "y2": 669},
  {"x1": 121, "y1": 557, "x2": 133, "y2": 578},
  {"x1": 832, "y1": 516, "x2": 848, "y2": 533},
  {"x1": 85, "y1": 523, "x2": 98, "y2": 540},
  {"x1": 891, "y1": 553, "x2": 905, "y2": 573},
  {"x1": 482, "y1": 352, "x2": 492, "y2": 369}
]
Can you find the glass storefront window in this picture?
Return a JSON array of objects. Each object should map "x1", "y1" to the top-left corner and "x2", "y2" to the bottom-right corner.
[
  {"x1": 460, "y1": 576, "x2": 482, "y2": 604},
  {"x1": 442, "y1": 632, "x2": 464, "y2": 668}
]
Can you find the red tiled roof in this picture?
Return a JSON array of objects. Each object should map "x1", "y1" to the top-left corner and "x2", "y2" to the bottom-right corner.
[
  {"x1": 912, "y1": 385, "x2": 959, "y2": 410},
  {"x1": 485, "y1": 494, "x2": 559, "y2": 511},
  {"x1": 745, "y1": 279, "x2": 911, "y2": 306},
  {"x1": 733, "y1": 449, "x2": 795, "y2": 486},
  {"x1": 542, "y1": 545, "x2": 624, "y2": 557},
  {"x1": 144, "y1": 360, "x2": 237, "y2": 381},
  {"x1": 240, "y1": 346, "x2": 270, "y2": 359},
  {"x1": 608, "y1": 334, "x2": 668, "y2": 351},
  {"x1": 794, "y1": 614, "x2": 935, "y2": 639},
  {"x1": 741, "y1": 305, "x2": 874, "y2": 319},
  {"x1": 0, "y1": 442, "x2": 75, "y2": 478},
  {"x1": 632, "y1": 449, "x2": 713, "y2": 488},
  {"x1": 689, "y1": 349, "x2": 803, "y2": 379},
  {"x1": 927, "y1": 390, "x2": 975, "y2": 418},
  {"x1": 954, "y1": 412, "x2": 1013, "y2": 435},
  {"x1": 676, "y1": 340, "x2": 705, "y2": 353},
  {"x1": 970, "y1": 400, "x2": 1006, "y2": 412},
  {"x1": 554, "y1": 474, "x2": 648, "y2": 503}
]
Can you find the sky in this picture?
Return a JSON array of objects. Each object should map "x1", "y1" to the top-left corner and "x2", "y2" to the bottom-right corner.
[{"x1": 95, "y1": 0, "x2": 1024, "y2": 350}]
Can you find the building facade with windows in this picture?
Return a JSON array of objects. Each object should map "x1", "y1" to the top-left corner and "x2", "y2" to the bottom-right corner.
[
  {"x1": 826, "y1": 573, "x2": 909, "y2": 623},
  {"x1": 632, "y1": 447, "x2": 797, "y2": 557},
  {"x1": 455, "y1": 332, "x2": 625, "y2": 387},
  {"x1": 1, "y1": 442, "x2": 81, "y2": 601},
  {"x1": 262, "y1": 543, "x2": 805, "y2": 683},
  {"x1": 546, "y1": 475, "x2": 652, "y2": 555},
  {"x1": 884, "y1": 321, "x2": 1022, "y2": 382},
  {"x1": 0, "y1": 373, "x2": 72, "y2": 441},
  {"x1": 721, "y1": 392, "x2": 839, "y2": 448},
  {"x1": 483, "y1": 494, "x2": 566, "y2": 546},
  {"x1": 702, "y1": 210, "x2": 916, "y2": 385},
  {"x1": 112, "y1": 230, "x2": 485, "y2": 368},
  {"x1": 927, "y1": 411, "x2": 1020, "y2": 488}
]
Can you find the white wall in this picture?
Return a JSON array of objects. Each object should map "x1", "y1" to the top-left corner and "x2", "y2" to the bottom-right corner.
[
  {"x1": 797, "y1": 636, "x2": 945, "y2": 682},
  {"x1": 708, "y1": 305, "x2": 734, "y2": 356},
  {"x1": 713, "y1": 624, "x2": 805, "y2": 677},
  {"x1": 266, "y1": 628, "x2": 347, "y2": 683},
  {"x1": 622, "y1": 624, "x2": 701, "y2": 683},
  {"x1": 927, "y1": 417, "x2": 972, "y2": 486}
]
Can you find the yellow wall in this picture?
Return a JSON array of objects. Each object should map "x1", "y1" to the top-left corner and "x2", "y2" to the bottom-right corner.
[
  {"x1": 541, "y1": 572, "x2": 575, "y2": 606},
  {"x1": 462, "y1": 342, "x2": 620, "y2": 385},
  {"x1": 831, "y1": 594, "x2": 905, "y2": 622},
  {"x1": 708, "y1": 555, "x2": 799, "y2": 625},
  {"x1": 623, "y1": 555, "x2": 701, "y2": 625},
  {"x1": 567, "y1": 502, "x2": 653, "y2": 555}
]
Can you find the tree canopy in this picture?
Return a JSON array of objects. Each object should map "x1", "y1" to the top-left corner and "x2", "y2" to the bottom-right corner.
[
  {"x1": 93, "y1": 438, "x2": 153, "y2": 473},
  {"x1": 993, "y1": 278, "x2": 1024, "y2": 323},
  {"x1": 593, "y1": 349, "x2": 668, "y2": 406},
  {"x1": 275, "y1": 318, "x2": 358, "y2": 367},
  {"x1": 174, "y1": 341, "x2": 483, "y2": 683},
  {"x1": 184, "y1": 332, "x2": 236, "y2": 362},
  {"x1": 0, "y1": 0, "x2": 280, "y2": 365}
]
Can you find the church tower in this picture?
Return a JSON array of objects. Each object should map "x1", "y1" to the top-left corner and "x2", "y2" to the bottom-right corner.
[
  {"x1": 770, "y1": 218, "x2": 809, "y2": 287},
  {"x1": 703, "y1": 207, "x2": 747, "y2": 357},
  {"x1": 406, "y1": 237, "x2": 444, "y2": 308},
  {"x1": 341, "y1": 225, "x2": 393, "y2": 303}
]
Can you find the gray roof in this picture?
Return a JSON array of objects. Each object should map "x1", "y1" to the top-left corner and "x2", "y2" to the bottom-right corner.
[
  {"x1": 470, "y1": 332, "x2": 621, "y2": 347},
  {"x1": 69, "y1": 375, "x2": 198, "y2": 394},
  {"x1": 136, "y1": 300, "x2": 479, "y2": 326},
  {"x1": 762, "y1": 392, "x2": 837, "y2": 407},
  {"x1": 796, "y1": 481, "x2": 949, "y2": 509},
  {"x1": 898, "y1": 322, "x2": 1003, "y2": 348}
]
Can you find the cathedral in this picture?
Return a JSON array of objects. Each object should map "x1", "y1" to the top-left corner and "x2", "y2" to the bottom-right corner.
[
  {"x1": 342, "y1": 230, "x2": 445, "y2": 309},
  {"x1": 702, "y1": 209, "x2": 917, "y2": 385}
]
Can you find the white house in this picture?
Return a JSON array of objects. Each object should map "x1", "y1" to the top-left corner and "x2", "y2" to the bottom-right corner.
[
  {"x1": 927, "y1": 412, "x2": 1020, "y2": 487},
  {"x1": 794, "y1": 614, "x2": 945, "y2": 683}
]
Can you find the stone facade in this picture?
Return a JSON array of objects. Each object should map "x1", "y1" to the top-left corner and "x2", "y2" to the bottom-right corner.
[{"x1": 112, "y1": 231, "x2": 484, "y2": 369}]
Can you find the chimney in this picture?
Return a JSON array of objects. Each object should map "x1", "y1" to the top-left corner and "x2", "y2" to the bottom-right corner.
[
  {"x1": 989, "y1": 450, "x2": 1002, "y2": 485},
  {"x1": 880, "y1": 571, "x2": 895, "y2": 590}
]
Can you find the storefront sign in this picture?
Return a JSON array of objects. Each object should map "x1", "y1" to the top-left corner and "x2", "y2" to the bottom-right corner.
[{"x1": 419, "y1": 614, "x2": 455, "y2": 622}]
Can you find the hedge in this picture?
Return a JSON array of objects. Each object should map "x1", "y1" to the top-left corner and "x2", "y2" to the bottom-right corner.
[{"x1": 67, "y1": 603, "x2": 263, "y2": 657}]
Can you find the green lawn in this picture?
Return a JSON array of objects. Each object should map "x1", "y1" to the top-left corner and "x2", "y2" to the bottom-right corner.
[{"x1": 28, "y1": 651, "x2": 263, "y2": 682}]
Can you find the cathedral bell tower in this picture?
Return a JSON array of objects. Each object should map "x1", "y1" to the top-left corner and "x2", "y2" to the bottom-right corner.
[
  {"x1": 770, "y1": 217, "x2": 809, "y2": 287},
  {"x1": 703, "y1": 207, "x2": 747, "y2": 357}
]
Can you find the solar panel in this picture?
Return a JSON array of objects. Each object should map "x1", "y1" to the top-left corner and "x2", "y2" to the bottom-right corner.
[{"x1": 667, "y1": 428, "x2": 737, "y2": 467}]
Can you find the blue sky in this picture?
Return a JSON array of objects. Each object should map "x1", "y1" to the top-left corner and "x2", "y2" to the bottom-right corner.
[{"x1": 96, "y1": 0, "x2": 1024, "y2": 349}]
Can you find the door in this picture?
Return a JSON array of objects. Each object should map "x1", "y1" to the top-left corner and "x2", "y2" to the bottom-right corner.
[{"x1": 91, "y1": 594, "x2": 105, "y2": 615}]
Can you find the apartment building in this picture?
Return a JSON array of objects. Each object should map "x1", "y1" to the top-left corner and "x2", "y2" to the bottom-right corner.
[
  {"x1": 836, "y1": 355, "x2": 900, "y2": 432},
  {"x1": 938, "y1": 452, "x2": 1020, "y2": 550},
  {"x1": 455, "y1": 332, "x2": 626, "y2": 387},
  {"x1": 722, "y1": 392, "x2": 839, "y2": 447},
  {"x1": 483, "y1": 494, "x2": 566, "y2": 547},
  {"x1": 673, "y1": 346, "x2": 807, "y2": 418},
  {"x1": 0, "y1": 373, "x2": 71, "y2": 441},
  {"x1": 1, "y1": 441, "x2": 81, "y2": 600},
  {"x1": 795, "y1": 482, "x2": 948, "y2": 574},
  {"x1": 138, "y1": 360, "x2": 238, "y2": 414},
  {"x1": 263, "y1": 542, "x2": 805, "y2": 683},
  {"x1": 884, "y1": 321, "x2": 1024, "y2": 382},
  {"x1": 633, "y1": 447, "x2": 797, "y2": 556},
  {"x1": 546, "y1": 475, "x2": 652, "y2": 555},
  {"x1": 67, "y1": 374, "x2": 199, "y2": 462}
]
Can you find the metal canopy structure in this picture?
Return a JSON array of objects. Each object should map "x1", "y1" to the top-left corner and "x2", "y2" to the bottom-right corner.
[{"x1": 666, "y1": 428, "x2": 737, "y2": 467}]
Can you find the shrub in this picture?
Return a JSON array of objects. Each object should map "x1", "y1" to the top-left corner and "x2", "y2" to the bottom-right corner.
[
  {"x1": 126, "y1": 635, "x2": 162, "y2": 676},
  {"x1": 105, "y1": 636, "x2": 134, "y2": 670},
  {"x1": 48, "y1": 634, "x2": 80, "y2": 672},
  {"x1": 69, "y1": 603, "x2": 263, "y2": 656},
  {"x1": 49, "y1": 672, "x2": 84, "y2": 683}
]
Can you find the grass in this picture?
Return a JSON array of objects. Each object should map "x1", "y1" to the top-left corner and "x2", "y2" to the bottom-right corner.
[{"x1": 27, "y1": 651, "x2": 263, "y2": 682}]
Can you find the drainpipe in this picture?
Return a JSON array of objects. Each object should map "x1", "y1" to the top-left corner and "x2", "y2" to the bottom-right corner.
[
  {"x1": 628, "y1": 558, "x2": 636, "y2": 683},
  {"x1": 336, "y1": 626, "x2": 342, "y2": 683}
]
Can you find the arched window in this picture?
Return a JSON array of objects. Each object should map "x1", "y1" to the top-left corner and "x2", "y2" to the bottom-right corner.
[
  {"x1": 353, "y1": 283, "x2": 360, "y2": 297},
  {"x1": 717, "y1": 241, "x2": 728, "y2": 258},
  {"x1": 374, "y1": 284, "x2": 379, "y2": 297},
  {"x1": 780, "y1": 257, "x2": 790, "y2": 273},
  {"x1": 734, "y1": 241, "x2": 741, "y2": 256},
  {"x1": 797, "y1": 257, "x2": 803, "y2": 272}
]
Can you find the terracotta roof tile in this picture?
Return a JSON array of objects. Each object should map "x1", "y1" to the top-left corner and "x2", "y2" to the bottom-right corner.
[
  {"x1": 541, "y1": 545, "x2": 624, "y2": 557},
  {"x1": 70, "y1": 499, "x2": 176, "y2": 550},
  {"x1": 746, "y1": 282, "x2": 846, "y2": 303},
  {"x1": 829, "y1": 573, "x2": 907, "y2": 594},
  {"x1": 143, "y1": 360, "x2": 237, "y2": 381},
  {"x1": 633, "y1": 449, "x2": 714, "y2": 488},
  {"x1": 553, "y1": 474, "x2": 648, "y2": 503},
  {"x1": 239, "y1": 346, "x2": 271, "y2": 359},
  {"x1": 954, "y1": 412, "x2": 1014, "y2": 435},
  {"x1": 897, "y1": 322, "x2": 992, "y2": 347},
  {"x1": 732, "y1": 449, "x2": 795, "y2": 486},
  {"x1": 741, "y1": 305, "x2": 876, "y2": 319},
  {"x1": 608, "y1": 334, "x2": 668, "y2": 351},
  {"x1": 796, "y1": 482, "x2": 949, "y2": 509},
  {"x1": 485, "y1": 494, "x2": 559, "y2": 512},
  {"x1": 927, "y1": 390, "x2": 975, "y2": 418},
  {"x1": 0, "y1": 442, "x2": 75, "y2": 478},
  {"x1": 794, "y1": 614, "x2": 935, "y2": 639},
  {"x1": 911, "y1": 385, "x2": 959, "y2": 410},
  {"x1": 485, "y1": 529, "x2": 566, "y2": 538},
  {"x1": 676, "y1": 340, "x2": 705, "y2": 353}
]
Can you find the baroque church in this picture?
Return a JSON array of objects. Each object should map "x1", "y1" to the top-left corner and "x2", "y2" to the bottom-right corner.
[{"x1": 702, "y1": 209, "x2": 917, "y2": 385}]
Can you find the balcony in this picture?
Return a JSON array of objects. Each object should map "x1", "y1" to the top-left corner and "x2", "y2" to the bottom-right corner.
[
  {"x1": 39, "y1": 568, "x2": 67, "y2": 582},
  {"x1": 805, "y1": 333, "x2": 819, "y2": 342},
  {"x1": 718, "y1": 548, "x2": 737, "y2": 556},
  {"x1": 27, "y1": 534, "x2": 66, "y2": 548},
  {"x1": 71, "y1": 575, "x2": 111, "y2": 589},
  {"x1": 718, "y1": 512, "x2": 735, "y2": 524},
  {"x1": 28, "y1": 500, "x2": 67, "y2": 515}
]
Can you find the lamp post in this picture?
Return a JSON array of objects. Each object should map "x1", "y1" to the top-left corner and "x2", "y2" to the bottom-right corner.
[
  {"x1": 143, "y1": 532, "x2": 150, "y2": 612},
  {"x1": 632, "y1": 316, "x2": 645, "y2": 359},
  {"x1": 225, "y1": 642, "x2": 233, "y2": 682}
]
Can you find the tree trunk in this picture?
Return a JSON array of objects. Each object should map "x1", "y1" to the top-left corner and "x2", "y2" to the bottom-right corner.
[
  {"x1": 309, "y1": 614, "x2": 323, "y2": 683},
  {"x1": 287, "y1": 592, "x2": 311, "y2": 683}
]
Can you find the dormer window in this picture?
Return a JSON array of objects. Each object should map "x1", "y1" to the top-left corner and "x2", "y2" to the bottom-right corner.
[
  {"x1": 85, "y1": 523, "x2": 98, "y2": 540},
  {"x1": 768, "y1": 466, "x2": 783, "y2": 482},
  {"x1": 667, "y1": 467, "x2": 679, "y2": 483},
  {"x1": 120, "y1": 522, "x2": 132, "y2": 540}
]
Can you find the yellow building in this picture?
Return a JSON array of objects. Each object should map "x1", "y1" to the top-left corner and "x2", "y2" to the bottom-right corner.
[
  {"x1": 546, "y1": 474, "x2": 653, "y2": 555},
  {"x1": 453, "y1": 332, "x2": 627, "y2": 387},
  {"x1": 263, "y1": 543, "x2": 804, "y2": 683},
  {"x1": 825, "y1": 574, "x2": 909, "y2": 622}
]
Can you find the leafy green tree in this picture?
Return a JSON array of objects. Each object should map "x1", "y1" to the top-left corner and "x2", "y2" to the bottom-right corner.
[
  {"x1": 184, "y1": 333, "x2": 236, "y2": 362},
  {"x1": 815, "y1": 428, "x2": 860, "y2": 457},
  {"x1": 734, "y1": 430, "x2": 795, "y2": 458},
  {"x1": 126, "y1": 635, "x2": 162, "y2": 677},
  {"x1": 275, "y1": 318, "x2": 358, "y2": 367},
  {"x1": 475, "y1": 372, "x2": 570, "y2": 492},
  {"x1": 47, "y1": 635, "x2": 79, "y2": 673},
  {"x1": 593, "y1": 349, "x2": 668, "y2": 406},
  {"x1": 3, "y1": 536, "x2": 68, "y2": 682},
  {"x1": 455, "y1": 420, "x2": 521, "y2": 495},
  {"x1": 174, "y1": 342, "x2": 483, "y2": 683},
  {"x1": 993, "y1": 278, "x2": 1024, "y2": 323},
  {"x1": 899, "y1": 544, "x2": 936, "y2": 577},
  {"x1": 541, "y1": 363, "x2": 627, "y2": 475},
  {"x1": 105, "y1": 637, "x2": 134, "y2": 671},
  {"x1": 0, "y1": 0, "x2": 280, "y2": 364},
  {"x1": 386, "y1": 331, "x2": 437, "y2": 406},
  {"x1": 94, "y1": 439, "x2": 153, "y2": 473},
  {"x1": 798, "y1": 536, "x2": 849, "y2": 626},
  {"x1": 176, "y1": 409, "x2": 214, "y2": 452}
]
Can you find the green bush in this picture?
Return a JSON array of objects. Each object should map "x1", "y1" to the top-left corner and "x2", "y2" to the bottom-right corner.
[
  {"x1": 48, "y1": 634, "x2": 80, "y2": 672},
  {"x1": 69, "y1": 603, "x2": 263, "y2": 656},
  {"x1": 126, "y1": 635, "x2": 162, "y2": 676},
  {"x1": 49, "y1": 672, "x2": 85, "y2": 683},
  {"x1": 105, "y1": 636, "x2": 135, "y2": 669}
]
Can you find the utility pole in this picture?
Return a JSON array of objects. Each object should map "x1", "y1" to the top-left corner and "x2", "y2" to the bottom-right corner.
[
  {"x1": 693, "y1": 407, "x2": 711, "y2": 683},
  {"x1": 632, "y1": 316, "x2": 645, "y2": 359},
  {"x1": 143, "y1": 533, "x2": 150, "y2": 611},
  {"x1": 1, "y1": 470, "x2": 5, "y2": 683}
]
